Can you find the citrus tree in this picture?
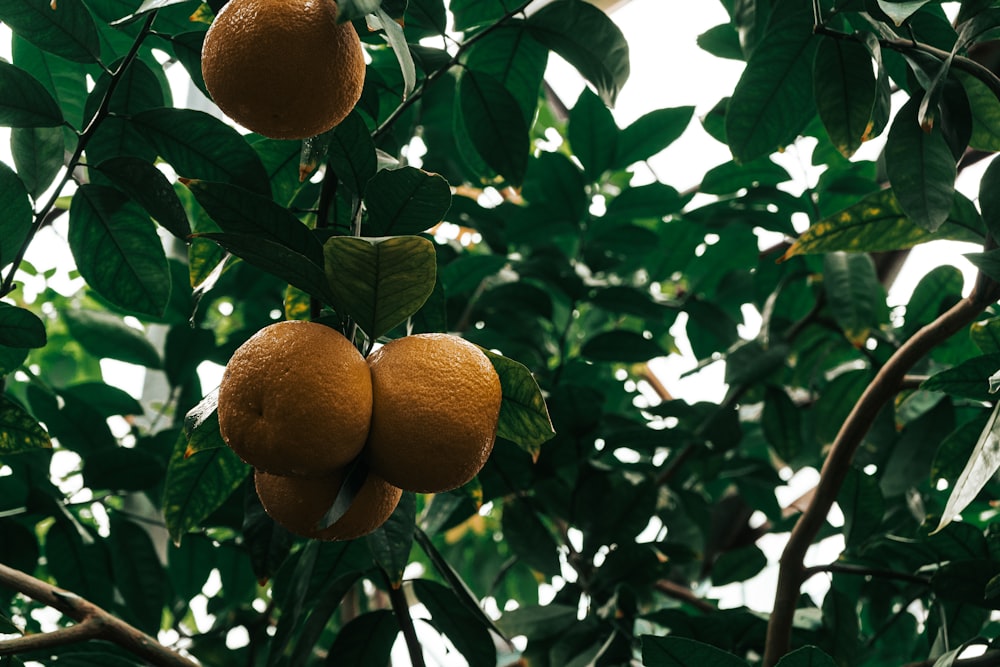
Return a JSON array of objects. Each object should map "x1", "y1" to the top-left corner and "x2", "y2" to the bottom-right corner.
[{"x1": 6, "y1": 0, "x2": 1000, "y2": 666}]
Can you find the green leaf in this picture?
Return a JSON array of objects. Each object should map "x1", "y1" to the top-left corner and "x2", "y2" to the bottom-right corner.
[
  {"x1": 367, "y1": 491, "x2": 416, "y2": 586},
  {"x1": 130, "y1": 108, "x2": 271, "y2": 196},
  {"x1": 958, "y1": 72, "x2": 1000, "y2": 151},
  {"x1": 922, "y1": 353, "x2": 1000, "y2": 401},
  {"x1": 83, "y1": 447, "x2": 165, "y2": 492},
  {"x1": 286, "y1": 571, "x2": 364, "y2": 666},
  {"x1": 775, "y1": 646, "x2": 837, "y2": 667},
  {"x1": 526, "y1": 0, "x2": 629, "y2": 107},
  {"x1": 979, "y1": 155, "x2": 1000, "y2": 240},
  {"x1": 45, "y1": 520, "x2": 114, "y2": 610},
  {"x1": 68, "y1": 184, "x2": 172, "y2": 318},
  {"x1": 63, "y1": 382, "x2": 143, "y2": 418},
  {"x1": 762, "y1": 386, "x2": 803, "y2": 463},
  {"x1": 163, "y1": 430, "x2": 249, "y2": 545},
  {"x1": 0, "y1": 304, "x2": 45, "y2": 349},
  {"x1": 838, "y1": 466, "x2": 885, "y2": 548},
  {"x1": 449, "y1": 0, "x2": 505, "y2": 31},
  {"x1": 966, "y1": 248, "x2": 1000, "y2": 286},
  {"x1": 697, "y1": 23, "x2": 743, "y2": 61},
  {"x1": 604, "y1": 182, "x2": 688, "y2": 222},
  {"x1": 186, "y1": 180, "x2": 323, "y2": 264},
  {"x1": 94, "y1": 157, "x2": 191, "y2": 241},
  {"x1": 457, "y1": 69, "x2": 530, "y2": 185},
  {"x1": 503, "y1": 496, "x2": 561, "y2": 577},
  {"x1": 324, "y1": 610, "x2": 397, "y2": 665},
  {"x1": 642, "y1": 635, "x2": 750, "y2": 666},
  {"x1": 323, "y1": 235, "x2": 437, "y2": 340},
  {"x1": 0, "y1": 160, "x2": 34, "y2": 270},
  {"x1": 0, "y1": 0, "x2": 100, "y2": 63},
  {"x1": 877, "y1": 0, "x2": 934, "y2": 25},
  {"x1": 326, "y1": 110, "x2": 377, "y2": 195},
  {"x1": 461, "y1": 22, "x2": 548, "y2": 127},
  {"x1": 581, "y1": 330, "x2": 668, "y2": 363},
  {"x1": 813, "y1": 36, "x2": 876, "y2": 158},
  {"x1": 783, "y1": 189, "x2": 984, "y2": 257},
  {"x1": 11, "y1": 126, "x2": 64, "y2": 199},
  {"x1": 412, "y1": 579, "x2": 496, "y2": 667},
  {"x1": 0, "y1": 395, "x2": 51, "y2": 455},
  {"x1": 482, "y1": 348, "x2": 554, "y2": 457},
  {"x1": 363, "y1": 166, "x2": 452, "y2": 236},
  {"x1": 614, "y1": 106, "x2": 695, "y2": 169},
  {"x1": 109, "y1": 0, "x2": 193, "y2": 26},
  {"x1": 108, "y1": 516, "x2": 166, "y2": 635},
  {"x1": 935, "y1": 401, "x2": 1000, "y2": 534},
  {"x1": 725, "y1": 0, "x2": 818, "y2": 162},
  {"x1": 568, "y1": 87, "x2": 618, "y2": 179},
  {"x1": 496, "y1": 604, "x2": 577, "y2": 640},
  {"x1": 711, "y1": 544, "x2": 767, "y2": 586},
  {"x1": 12, "y1": 35, "x2": 88, "y2": 131},
  {"x1": 0, "y1": 60, "x2": 64, "y2": 128},
  {"x1": 822, "y1": 251, "x2": 886, "y2": 345},
  {"x1": 884, "y1": 97, "x2": 957, "y2": 232},
  {"x1": 62, "y1": 308, "x2": 162, "y2": 369},
  {"x1": 972, "y1": 316, "x2": 1000, "y2": 354}
]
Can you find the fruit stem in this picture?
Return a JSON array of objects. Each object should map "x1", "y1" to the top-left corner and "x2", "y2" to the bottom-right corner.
[{"x1": 380, "y1": 569, "x2": 427, "y2": 667}]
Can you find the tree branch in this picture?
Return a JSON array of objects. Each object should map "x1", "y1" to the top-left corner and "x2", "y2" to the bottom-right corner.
[
  {"x1": 0, "y1": 562, "x2": 198, "y2": 666},
  {"x1": 762, "y1": 275, "x2": 1000, "y2": 667},
  {"x1": 381, "y1": 569, "x2": 426, "y2": 667}
]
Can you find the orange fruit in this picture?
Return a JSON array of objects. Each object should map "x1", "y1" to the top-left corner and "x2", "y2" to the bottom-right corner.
[
  {"x1": 217, "y1": 321, "x2": 372, "y2": 477},
  {"x1": 365, "y1": 334, "x2": 502, "y2": 493},
  {"x1": 201, "y1": 0, "x2": 365, "y2": 139},
  {"x1": 254, "y1": 467, "x2": 402, "y2": 540}
]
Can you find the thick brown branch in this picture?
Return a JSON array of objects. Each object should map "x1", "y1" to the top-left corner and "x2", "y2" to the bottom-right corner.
[
  {"x1": 0, "y1": 562, "x2": 198, "y2": 667},
  {"x1": 762, "y1": 277, "x2": 1000, "y2": 667}
]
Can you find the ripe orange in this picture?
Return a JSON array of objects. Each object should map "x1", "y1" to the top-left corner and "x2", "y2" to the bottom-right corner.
[
  {"x1": 217, "y1": 321, "x2": 372, "y2": 477},
  {"x1": 254, "y1": 468, "x2": 402, "y2": 540},
  {"x1": 365, "y1": 334, "x2": 502, "y2": 493},
  {"x1": 201, "y1": 0, "x2": 365, "y2": 140}
]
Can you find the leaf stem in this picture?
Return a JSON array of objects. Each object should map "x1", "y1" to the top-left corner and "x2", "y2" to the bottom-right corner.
[
  {"x1": 0, "y1": 11, "x2": 158, "y2": 299},
  {"x1": 762, "y1": 270, "x2": 1000, "y2": 666},
  {"x1": 381, "y1": 569, "x2": 427, "y2": 667},
  {"x1": 372, "y1": 0, "x2": 535, "y2": 142}
]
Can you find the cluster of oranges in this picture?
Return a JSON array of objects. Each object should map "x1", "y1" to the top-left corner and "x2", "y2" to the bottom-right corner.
[{"x1": 217, "y1": 322, "x2": 503, "y2": 540}]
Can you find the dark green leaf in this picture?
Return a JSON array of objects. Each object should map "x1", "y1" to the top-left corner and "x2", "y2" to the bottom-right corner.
[
  {"x1": 604, "y1": 182, "x2": 688, "y2": 222},
  {"x1": 83, "y1": 447, "x2": 165, "y2": 491},
  {"x1": 461, "y1": 22, "x2": 548, "y2": 127},
  {"x1": 0, "y1": 395, "x2": 51, "y2": 454},
  {"x1": 449, "y1": 0, "x2": 505, "y2": 31},
  {"x1": 581, "y1": 330, "x2": 668, "y2": 363},
  {"x1": 526, "y1": 0, "x2": 629, "y2": 107},
  {"x1": 165, "y1": 31, "x2": 209, "y2": 99},
  {"x1": 697, "y1": 23, "x2": 743, "y2": 61},
  {"x1": 367, "y1": 491, "x2": 416, "y2": 586},
  {"x1": 11, "y1": 126, "x2": 64, "y2": 198},
  {"x1": 838, "y1": 466, "x2": 885, "y2": 547},
  {"x1": 63, "y1": 382, "x2": 143, "y2": 418},
  {"x1": 813, "y1": 36, "x2": 876, "y2": 158},
  {"x1": 711, "y1": 544, "x2": 767, "y2": 586},
  {"x1": 95, "y1": 157, "x2": 191, "y2": 240},
  {"x1": 568, "y1": 87, "x2": 618, "y2": 179},
  {"x1": 972, "y1": 316, "x2": 1000, "y2": 354},
  {"x1": 958, "y1": 71, "x2": 1000, "y2": 151},
  {"x1": 324, "y1": 235, "x2": 437, "y2": 339},
  {"x1": 725, "y1": 0, "x2": 818, "y2": 162},
  {"x1": 724, "y1": 340, "x2": 788, "y2": 387},
  {"x1": 615, "y1": 106, "x2": 695, "y2": 169},
  {"x1": 324, "y1": 610, "x2": 397, "y2": 666},
  {"x1": 0, "y1": 0, "x2": 100, "y2": 63},
  {"x1": 884, "y1": 97, "x2": 957, "y2": 232},
  {"x1": 130, "y1": 108, "x2": 271, "y2": 196},
  {"x1": 979, "y1": 155, "x2": 1000, "y2": 240},
  {"x1": 287, "y1": 571, "x2": 364, "y2": 666},
  {"x1": 45, "y1": 520, "x2": 114, "y2": 610},
  {"x1": 68, "y1": 184, "x2": 172, "y2": 318},
  {"x1": 163, "y1": 430, "x2": 249, "y2": 545},
  {"x1": 822, "y1": 251, "x2": 887, "y2": 345},
  {"x1": 0, "y1": 60, "x2": 64, "y2": 127},
  {"x1": 774, "y1": 646, "x2": 837, "y2": 667},
  {"x1": 642, "y1": 635, "x2": 750, "y2": 667},
  {"x1": 935, "y1": 402, "x2": 1000, "y2": 534},
  {"x1": 326, "y1": 110, "x2": 377, "y2": 195},
  {"x1": 0, "y1": 304, "x2": 45, "y2": 349},
  {"x1": 877, "y1": 0, "x2": 934, "y2": 25},
  {"x1": 922, "y1": 353, "x2": 1000, "y2": 401},
  {"x1": 503, "y1": 496, "x2": 560, "y2": 577},
  {"x1": 363, "y1": 166, "x2": 452, "y2": 236},
  {"x1": 62, "y1": 308, "x2": 162, "y2": 369},
  {"x1": 784, "y1": 189, "x2": 984, "y2": 257},
  {"x1": 482, "y1": 348, "x2": 554, "y2": 456},
  {"x1": 457, "y1": 69, "x2": 530, "y2": 185},
  {"x1": 0, "y1": 160, "x2": 34, "y2": 269},
  {"x1": 108, "y1": 516, "x2": 166, "y2": 634},
  {"x1": 496, "y1": 604, "x2": 577, "y2": 640},
  {"x1": 412, "y1": 579, "x2": 496, "y2": 667}
]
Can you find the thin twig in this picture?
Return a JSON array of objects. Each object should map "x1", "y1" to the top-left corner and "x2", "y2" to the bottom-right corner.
[
  {"x1": 762, "y1": 274, "x2": 1000, "y2": 666},
  {"x1": 653, "y1": 580, "x2": 717, "y2": 613},
  {"x1": 801, "y1": 562, "x2": 932, "y2": 587},
  {"x1": 381, "y1": 569, "x2": 427, "y2": 667},
  {"x1": 0, "y1": 562, "x2": 197, "y2": 666}
]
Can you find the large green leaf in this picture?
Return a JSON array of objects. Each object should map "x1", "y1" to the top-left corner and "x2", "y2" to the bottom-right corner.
[
  {"x1": 324, "y1": 610, "x2": 398, "y2": 665},
  {"x1": 83, "y1": 447, "x2": 165, "y2": 492},
  {"x1": 935, "y1": 401, "x2": 1000, "y2": 534},
  {"x1": 449, "y1": 0, "x2": 505, "y2": 31},
  {"x1": 323, "y1": 235, "x2": 437, "y2": 340},
  {"x1": 412, "y1": 579, "x2": 496, "y2": 667},
  {"x1": 884, "y1": 97, "x2": 957, "y2": 232},
  {"x1": 45, "y1": 521, "x2": 113, "y2": 610},
  {"x1": 67, "y1": 184, "x2": 172, "y2": 318},
  {"x1": 761, "y1": 386, "x2": 803, "y2": 464},
  {"x1": 108, "y1": 516, "x2": 167, "y2": 635},
  {"x1": 163, "y1": 430, "x2": 249, "y2": 545},
  {"x1": 642, "y1": 635, "x2": 749, "y2": 667},
  {"x1": 94, "y1": 157, "x2": 191, "y2": 241},
  {"x1": 775, "y1": 646, "x2": 837, "y2": 667},
  {"x1": 581, "y1": 330, "x2": 669, "y2": 363},
  {"x1": 725, "y1": 0, "x2": 818, "y2": 162},
  {"x1": 186, "y1": 180, "x2": 323, "y2": 264},
  {"x1": 11, "y1": 126, "x2": 64, "y2": 199},
  {"x1": 813, "y1": 36, "x2": 876, "y2": 158},
  {"x1": 526, "y1": 0, "x2": 629, "y2": 107},
  {"x1": 502, "y1": 496, "x2": 561, "y2": 577},
  {"x1": 783, "y1": 189, "x2": 984, "y2": 257},
  {"x1": 12, "y1": 35, "x2": 89, "y2": 131},
  {"x1": 363, "y1": 166, "x2": 452, "y2": 236},
  {"x1": 130, "y1": 108, "x2": 271, "y2": 196},
  {"x1": 978, "y1": 155, "x2": 1000, "y2": 240},
  {"x1": 0, "y1": 395, "x2": 51, "y2": 455},
  {"x1": 0, "y1": 161, "x2": 34, "y2": 270},
  {"x1": 838, "y1": 466, "x2": 885, "y2": 548},
  {"x1": 62, "y1": 308, "x2": 161, "y2": 368},
  {"x1": 326, "y1": 110, "x2": 377, "y2": 195},
  {"x1": 0, "y1": 60, "x2": 64, "y2": 128},
  {"x1": 457, "y1": 69, "x2": 530, "y2": 185},
  {"x1": 482, "y1": 348, "x2": 554, "y2": 457},
  {"x1": 0, "y1": 304, "x2": 45, "y2": 349},
  {"x1": 614, "y1": 106, "x2": 695, "y2": 170},
  {"x1": 822, "y1": 251, "x2": 887, "y2": 345},
  {"x1": 0, "y1": 0, "x2": 101, "y2": 63},
  {"x1": 26, "y1": 384, "x2": 116, "y2": 455},
  {"x1": 496, "y1": 604, "x2": 577, "y2": 640},
  {"x1": 922, "y1": 353, "x2": 1000, "y2": 401},
  {"x1": 958, "y1": 71, "x2": 1000, "y2": 151},
  {"x1": 367, "y1": 491, "x2": 416, "y2": 586},
  {"x1": 568, "y1": 87, "x2": 618, "y2": 180}
]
